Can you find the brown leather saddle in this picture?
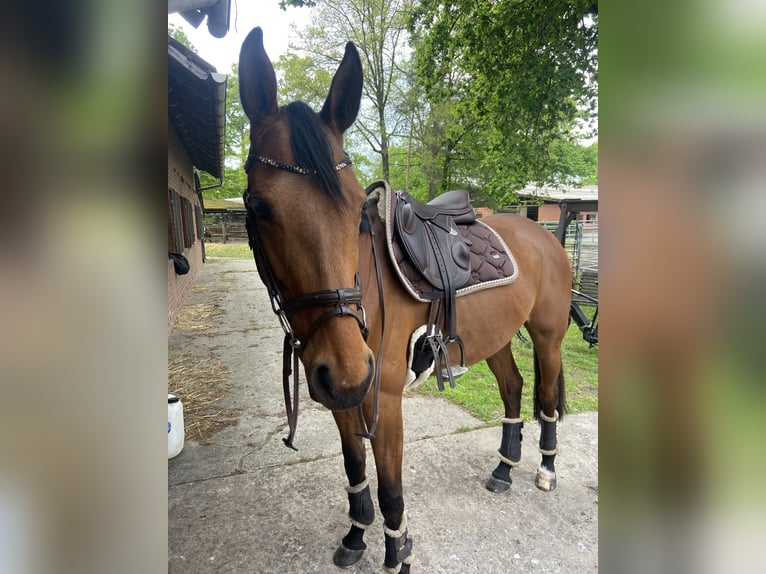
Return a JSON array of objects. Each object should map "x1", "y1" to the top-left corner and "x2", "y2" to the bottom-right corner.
[
  {"x1": 394, "y1": 190, "x2": 475, "y2": 293},
  {"x1": 367, "y1": 181, "x2": 518, "y2": 391},
  {"x1": 393, "y1": 190, "x2": 475, "y2": 389}
]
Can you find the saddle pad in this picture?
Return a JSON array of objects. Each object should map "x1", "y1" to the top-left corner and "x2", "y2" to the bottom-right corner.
[{"x1": 367, "y1": 181, "x2": 519, "y2": 303}]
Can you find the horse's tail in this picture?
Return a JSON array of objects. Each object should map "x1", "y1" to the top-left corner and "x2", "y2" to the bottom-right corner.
[{"x1": 532, "y1": 350, "x2": 567, "y2": 422}]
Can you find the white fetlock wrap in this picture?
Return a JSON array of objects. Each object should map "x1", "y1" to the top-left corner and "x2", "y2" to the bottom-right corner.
[
  {"x1": 497, "y1": 452, "x2": 522, "y2": 467},
  {"x1": 382, "y1": 553, "x2": 414, "y2": 574},
  {"x1": 383, "y1": 513, "x2": 408, "y2": 539},
  {"x1": 502, "y1": 417, "x2": 523, "y2": 424},
  {"x1": 345, "y1": 478, "x2": 369, "y2": 494},
  {"x1": 539, "y1": 409, "x2": 559, "y2": 423}
]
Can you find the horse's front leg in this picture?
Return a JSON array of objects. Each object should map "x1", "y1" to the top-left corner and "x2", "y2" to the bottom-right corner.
[
  {"x1": 371, "y1": 393, "x2": 413, "y2": 574},
  {"x1": 485, "y1": 344, "x2": 525, "y2": 493},
  {"x1": 332, "y1": 409, "x2": 375, "y2": 568}
]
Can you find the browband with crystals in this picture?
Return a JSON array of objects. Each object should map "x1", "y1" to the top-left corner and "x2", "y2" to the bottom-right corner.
[{"x1": 245, "y1": 152, "x2": 352, "y2": 175}]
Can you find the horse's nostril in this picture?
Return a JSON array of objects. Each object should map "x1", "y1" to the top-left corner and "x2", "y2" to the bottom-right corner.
[{"x1": 312, "y1": 364, "x2": 334, "y2": 399}]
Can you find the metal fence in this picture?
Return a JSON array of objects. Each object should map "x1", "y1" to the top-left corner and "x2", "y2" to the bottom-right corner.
[{"x1": 541, "y1": 219, "x2": 599, "y2": 305}]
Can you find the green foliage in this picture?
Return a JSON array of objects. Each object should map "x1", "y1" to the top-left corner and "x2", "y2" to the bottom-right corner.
[
  {"x1": 293, "y1": 0, "x2": 415, "y2": 181},
  {"x1": 168, "y1": 24, "x2": 196, "y2": 53},
  {"x1": 548, "y1": 140, "x2": 598, "y2": 186},
  {"x1": 409, "y1": 0, "x2": 598, "y2": 195},
  {"x1": 279, "y1": 0, "x2": 315, "y2": 9},
  {"x1": 205, "y1": 1, "x2": 598, "y2": 207},
  {"x1": 273, "y1": 53, "x2": 333, "y2": 109}
]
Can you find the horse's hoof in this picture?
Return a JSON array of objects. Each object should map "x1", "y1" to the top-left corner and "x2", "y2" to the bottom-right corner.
[
  {"x1": 333, "y1": 543, "x2": 366, "y2": 568},
  {"x1": 535, "y1": 467, "x2": 557, "y2": 491},
  {"x1": 485, "y1": 475, "x2": 512, "y2": 493}
]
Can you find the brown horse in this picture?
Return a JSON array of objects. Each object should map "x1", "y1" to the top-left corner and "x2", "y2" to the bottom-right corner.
[{"x1": 239, "y1": 27, "x2": 572, "y2": 573}]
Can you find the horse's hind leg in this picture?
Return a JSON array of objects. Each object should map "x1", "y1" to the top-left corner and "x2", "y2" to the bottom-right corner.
[
  {"x1": 485, "y1": 344, "x2": 525, "y2": 493},
  {"x1": 526, "y1": 325, "x2": 567, "y2": 492},
  {"x1": 332, "y1": 410, "x2": 375, "y2": 568}
]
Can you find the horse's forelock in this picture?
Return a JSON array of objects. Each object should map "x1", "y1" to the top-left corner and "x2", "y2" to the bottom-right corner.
[{"x1": 283, "y1": 101, "x2": 346, "y2": 206}]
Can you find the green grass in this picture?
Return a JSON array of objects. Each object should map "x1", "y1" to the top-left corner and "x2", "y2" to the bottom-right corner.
[
  {"x1": 416, "y1": 307, "x2": 598, "y2": 422},
  {"x1": 205, "y1": 242, "x2": 252, "y2": 259}
]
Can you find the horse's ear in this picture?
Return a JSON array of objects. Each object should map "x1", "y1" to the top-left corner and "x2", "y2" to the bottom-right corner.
[
  {"x1": 238, "y1": 27, "x2": 278, "y2": 123},
  {"x1": 320, "y1": 42, "x2": 363, "y2": 133}
]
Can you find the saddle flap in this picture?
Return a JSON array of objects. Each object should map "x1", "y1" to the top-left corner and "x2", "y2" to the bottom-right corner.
[{"x1": 393, "y1": 191, "x2": 471, "y2": 291}]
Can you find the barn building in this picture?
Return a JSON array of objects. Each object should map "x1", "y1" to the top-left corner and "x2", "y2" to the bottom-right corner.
[{"x1": 167, "y1": 36, "x2": 226, "y2": 333}]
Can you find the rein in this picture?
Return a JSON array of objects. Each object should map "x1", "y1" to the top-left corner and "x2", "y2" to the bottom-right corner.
[{"x1": 243, "y1": 152, "x2": 385, "y2": 449}]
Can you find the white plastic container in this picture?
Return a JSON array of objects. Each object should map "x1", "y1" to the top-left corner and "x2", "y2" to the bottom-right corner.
[{"x1": 168, "y1": 394, "x2": 184, "y2": 459}]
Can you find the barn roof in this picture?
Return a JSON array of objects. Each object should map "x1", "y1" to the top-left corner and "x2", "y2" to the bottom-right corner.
[
  {"x1": 168, "y1": 36, "x2": 226, "y2": 179},
  {"x1": 517, "y1": 184, "x2": 598, "y2": 202}
]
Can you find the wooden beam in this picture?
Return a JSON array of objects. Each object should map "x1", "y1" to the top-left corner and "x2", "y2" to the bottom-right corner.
[{"x1": 555, "y1": 200, "x2": 599, "y2": 246}]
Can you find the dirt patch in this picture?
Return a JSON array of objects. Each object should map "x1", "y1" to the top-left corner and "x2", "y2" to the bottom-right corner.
[
  {"x1": 168, "y1": 354, "x2": 238, "y2": 443},
  {"x1": 580, "y1": 384, "x2": 598, "y2": 396}
]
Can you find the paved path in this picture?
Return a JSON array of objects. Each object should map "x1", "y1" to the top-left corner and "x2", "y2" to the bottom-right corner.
[{"x1": 168, "y1": 258, "x2": 598, "y2": 573}]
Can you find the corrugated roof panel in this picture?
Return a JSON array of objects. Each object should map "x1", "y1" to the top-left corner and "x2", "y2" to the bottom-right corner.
[{"x1": 168, "y1": 36, "x2": 226, "y2": 179}]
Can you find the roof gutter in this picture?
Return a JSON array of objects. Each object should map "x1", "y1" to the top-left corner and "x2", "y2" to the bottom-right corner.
[
  {"x1": 211, "y1": 72, "x2": 227, "y2": 182},
  {"x1": 168, "y1": 0, "x2": 231, "y2": 39},
  {"x1": 199, "y1": 177, "x2": 224, "y2": 191}
]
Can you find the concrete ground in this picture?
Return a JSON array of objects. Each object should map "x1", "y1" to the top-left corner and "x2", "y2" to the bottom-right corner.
[{"x1": 168, "y1": 257, "x2": 598, "y2": 573}]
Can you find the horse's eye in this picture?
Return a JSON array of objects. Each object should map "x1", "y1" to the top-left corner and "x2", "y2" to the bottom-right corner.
[{"x1": 248, "y1": 195, "x2": 273, "y2": 222}]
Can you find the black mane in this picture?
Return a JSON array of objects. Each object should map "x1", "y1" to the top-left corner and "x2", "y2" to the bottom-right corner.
[{"x1": 283, "y1": 101, "x2": 346, "y2": 205}]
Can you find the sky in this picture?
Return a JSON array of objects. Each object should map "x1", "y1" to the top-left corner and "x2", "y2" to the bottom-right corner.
[{"x1": 168, "y1": 2, "x2": 312, "y2": 73}]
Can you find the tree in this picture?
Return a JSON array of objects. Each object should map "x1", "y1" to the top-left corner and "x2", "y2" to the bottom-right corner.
[
  {"x1": 290, "y1": 0, "x2": 415, "y2": 182},
  {"x1": 547, "y1": 139, "x2": 598, "y2": 186},
  {"x1": 273, "y1": 53, "x2": 334, "y2": 109},
  {"x1": 410, "y1": 0, "x2": 598, "y2": 198},
  {"x1": 168, "y1": 23, "x2": 197, "y2": 53}
]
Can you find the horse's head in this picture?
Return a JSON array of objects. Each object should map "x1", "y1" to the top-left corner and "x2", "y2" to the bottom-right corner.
[{"x1": 239, "y1": 27, "x2": 373, "y2": 412}]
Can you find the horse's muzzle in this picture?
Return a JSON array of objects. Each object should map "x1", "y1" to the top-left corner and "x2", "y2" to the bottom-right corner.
[{"x1": 308, "y1": 352, "x2": 374, "y2": 410}]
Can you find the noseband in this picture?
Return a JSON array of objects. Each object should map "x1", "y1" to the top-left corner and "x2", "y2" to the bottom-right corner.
[{"x1": 243, "y1": 152, "x2": 384, "y2": 450}]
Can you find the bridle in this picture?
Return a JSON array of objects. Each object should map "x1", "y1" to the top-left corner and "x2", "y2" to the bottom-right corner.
[{"x1": 243, "y1": 152, "x2": 386, "y2": 450}]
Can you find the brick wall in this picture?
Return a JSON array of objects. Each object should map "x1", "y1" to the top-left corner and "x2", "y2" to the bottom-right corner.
[
  {"x1": 538, "y1": 204, "x2": 598, "y2": 223},
  {"x1": 168, "y1": 125, "x2": 204, "y2": 334}
]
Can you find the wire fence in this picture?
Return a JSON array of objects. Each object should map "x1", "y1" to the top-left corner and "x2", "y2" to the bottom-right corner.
[{"x1": 541, "y1": 219, "x2": 599, "y2": 305}]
